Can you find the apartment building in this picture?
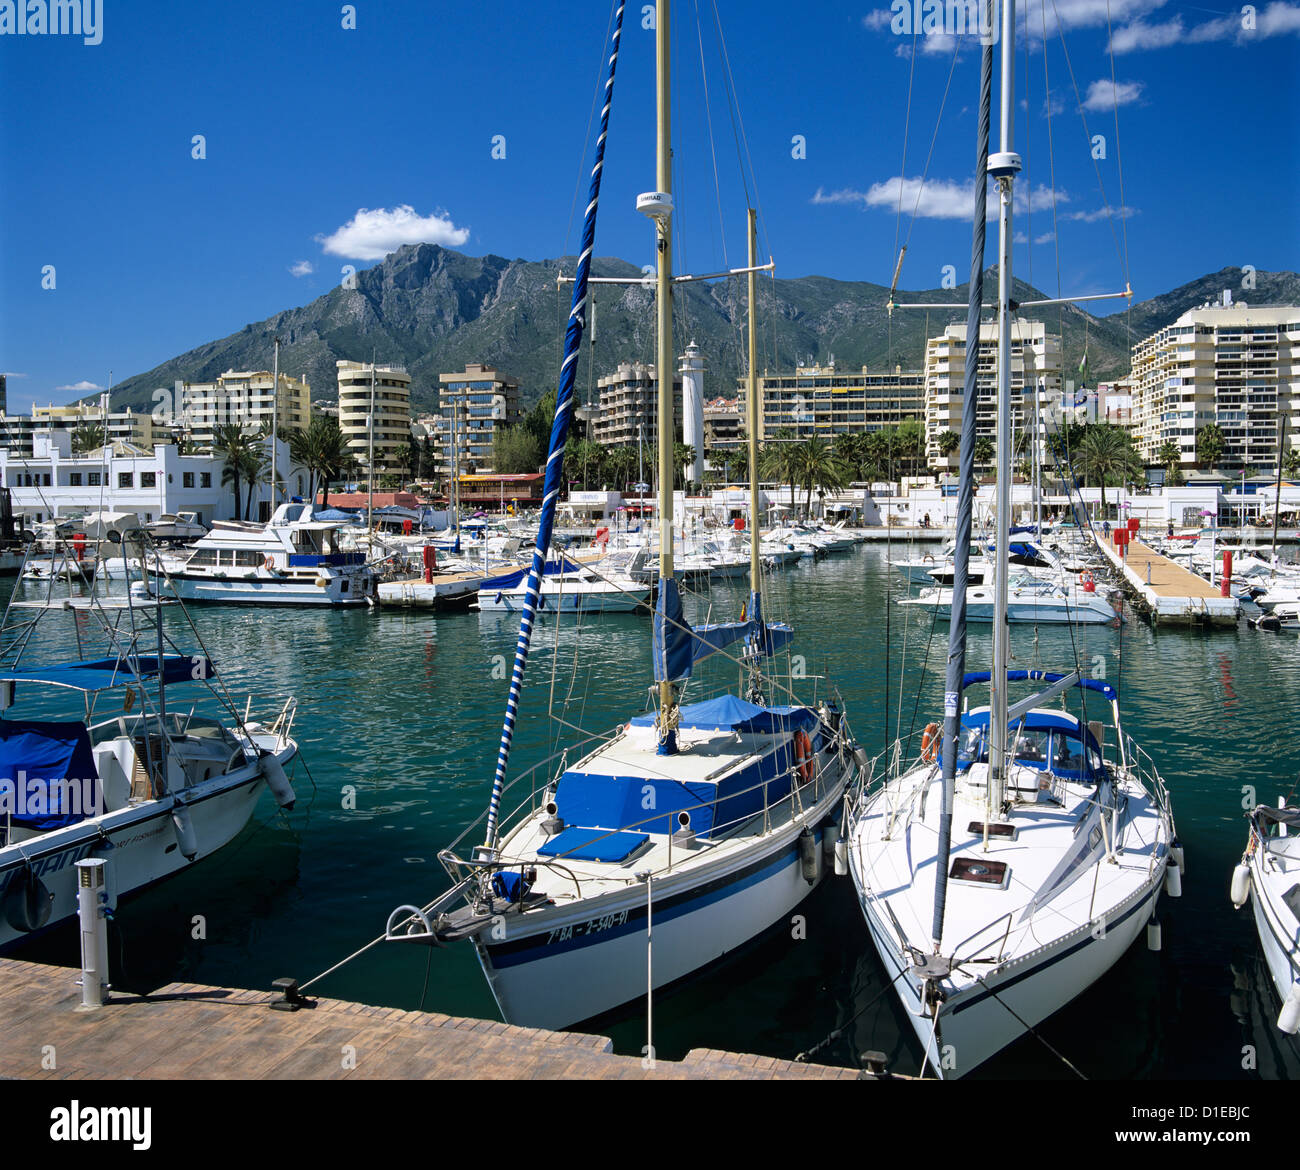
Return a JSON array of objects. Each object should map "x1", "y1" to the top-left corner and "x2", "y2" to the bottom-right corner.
[
  {"x1": 922, "y1": 320, "x2": 1062, "y2": 468},
  {"x1": 737, "y1": 362, "x2": 925, "y2": 443},
  {"x1": 338, "y1": 360, "x2": 413, "y2": 476},
  {"x1": 0, "y1": 400, "x2": 156, "y2": 458},
  {"x1": 437, "y1": 363, "x2": 521, "y2": 475},
  {"x1": 1130, "y1": 301, "x2": 1300, "y2": 469},
  {"x1": 174, "y1": 369, "x2": 312, "y2": 448},
  {"x1": 591, "y1": 361, "x2": 682, "y2": 448}
]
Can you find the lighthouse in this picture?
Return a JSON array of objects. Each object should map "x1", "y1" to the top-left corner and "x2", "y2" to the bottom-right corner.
[{"x1": 679, "y1": 341, "x2": 705, "y2": 486}]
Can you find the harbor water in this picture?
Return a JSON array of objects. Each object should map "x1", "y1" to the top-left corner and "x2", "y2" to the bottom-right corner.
[{"x1": 8, "y1": 546, "x2": 1300, "y2": 1080}]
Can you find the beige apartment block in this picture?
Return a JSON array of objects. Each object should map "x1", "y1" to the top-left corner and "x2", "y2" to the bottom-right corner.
[
  {"x1": 922, "y1": 320, "x2": 1061, "y2": 468},
  {"x1": 738, "y1": 362, "x2": 925, "y2": 442},
  {"x1": 1130, "y1": 302, "x2": 1300, "y2": 469},
  {"x1": 437, "y1": 363, "x2": 521, "y2": 475},
  {"x1": 591, "y1": 361, "x2": 682, "y2": 448},
  {"x1": 338, "y1": 360, "x2": 413, "y2": 475},
  {"x1": 180, "y1": 369, "x2": 312, "y2": 448}
]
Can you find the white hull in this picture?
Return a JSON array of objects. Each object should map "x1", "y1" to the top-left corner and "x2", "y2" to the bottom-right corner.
[
  {"x1": 477, "y1": 817, "x2": 836, "y2": 1030},
  {"x1": 138, "y1": 575, "x2": 369, "y2": 606},
  {"x1": 477, "y1": 586, "x2": 649, "y2": 613},
  {"x1": 855, "y1": 866, "x2": 1161, "y2": 1076},
  {"x1": 0, "y1": 747, "x2": 293, "y2": 950}
]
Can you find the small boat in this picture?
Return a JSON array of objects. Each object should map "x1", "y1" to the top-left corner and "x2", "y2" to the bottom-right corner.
[
  {"x1": 900, "y1": 573, "x2": 1120, "y2": 624},
  {"x1": 475, "y1": 554, "x2": 650, "y2": 614},
  {"x1": 0, "y1": 594, "x2": 298, "y2": 951},
  {"x1": 1233, "y1": 804, "x2": 1300, "y2": 1033},
  {"x1": 132, "y1": 501, "x2": 377, "y2": 606},
  {"x1": 145, "y1": 511, "x2": 208, "y2": 543}
]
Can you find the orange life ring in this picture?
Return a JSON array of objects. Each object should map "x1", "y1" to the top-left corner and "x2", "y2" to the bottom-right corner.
[
  {"x1": 794, "y1": 729, "x2": 814, "y2": 785},
  {"x1": 263, "y1": 555, "x2": 275, "y2": 571},
  {"x1": 921, "y1": 722, "x2": 941, "y2": 763},
  {"x1": 1080, "y1": 570, "x2": 1094, "y2": 584}
]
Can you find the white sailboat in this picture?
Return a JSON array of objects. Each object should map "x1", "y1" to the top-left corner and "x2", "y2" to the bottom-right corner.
[
  {"x1": 844, "y1": 0, "x2": 1177, "y2": 1078},
  {"x1": 385, "y1": 1, "x2": 859, "y2": 1031},
  {"x1": 1233, "y1": 803, "x2": 1300, "y2": 1033}
]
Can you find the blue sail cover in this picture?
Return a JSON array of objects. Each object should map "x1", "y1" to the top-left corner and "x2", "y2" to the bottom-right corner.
[
  {"x1": 630, "y1": 694, "x2": 818, "y2": 735},
  {"x1": 0, "y1": 654, "x2": 213, "y2": 694},
  {"x1": 961, "y1": 670, "x2": 1117, "y2": 702},
  {"x1": 0, "y1": 720, "x2": 99, "y2": 829},
  {"x1": 652, "y1": 586, "x2": 794, "y2": 682}
]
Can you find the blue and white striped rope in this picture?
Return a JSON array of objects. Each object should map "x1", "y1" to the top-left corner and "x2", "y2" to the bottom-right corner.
[{"x1": 484, "y1": 2, "x2": 625, "y2": 849}]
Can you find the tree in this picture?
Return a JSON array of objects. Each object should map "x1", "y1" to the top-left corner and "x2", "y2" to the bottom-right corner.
[
  {"x1": 1196, "y1": 423, "x2": 1225, "y2": 470},
  {"x1": 973, "y1": 436, "x2": 995, "y2": 466},
  {"x1": 1074, "y1": 425, "x2": 1143, "y2": 513},
  {"x1": 213, "y1": 424, "x2": 260, "y2": 520},
  {"x1": 492, "y1": 424, "x2": 543, "y2": 475},
  {"x1": 292, "y1": 416, "x2": 356, "y2": 508},
  {"x1": 797, "y1": 438, "x2": 848, "y2": 517},
  {"x1": 1156, "y1": 440, "x2": 1184, "y2": 487},
  {"x1": 937, "y1": 430, "x2": 960, "y2": 461},
  {"x1": 71, "y1": 424, "x2": 107, "y2": 455},
  {"x1": 675, "y1": 443, "x2": 696, "y2": 489},
  {"x1": 1283, "y1": 447, "x2": 1300, "y2": 479},
  {"x1": 760, "y1": 441, "x2": 802, "y2": 519},
  {"x1": 603, "y1": 444, "x2": 636, "y2": 490}
]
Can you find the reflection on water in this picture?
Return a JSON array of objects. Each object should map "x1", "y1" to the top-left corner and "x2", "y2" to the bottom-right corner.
[{"x1": 5, "y1": 548, "x2": 1300, "y2": 1077}]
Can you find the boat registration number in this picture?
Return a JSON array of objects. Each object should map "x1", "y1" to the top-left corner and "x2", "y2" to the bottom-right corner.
[{"x1": 546, "y1": 909, "x2": 629, "y2": 945}]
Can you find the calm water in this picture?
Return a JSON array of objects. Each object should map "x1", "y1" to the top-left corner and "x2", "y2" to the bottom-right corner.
[{"x1": 8, "y1": 547, "x2": 1300, "y2": 1080}]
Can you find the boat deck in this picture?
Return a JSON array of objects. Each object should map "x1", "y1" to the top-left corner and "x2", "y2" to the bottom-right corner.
[
  {"x1": 0, "y1": 957, "x2": 861, "y2": 1080},
  {"x1": 1096, "y1": 535, "x2": 1239, "y2": 625}
]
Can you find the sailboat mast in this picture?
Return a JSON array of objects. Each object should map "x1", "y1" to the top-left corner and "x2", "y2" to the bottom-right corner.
[
  {"x1": 988, "y1": 0, "x2": 1020, "y2": 809},
  {"x1": 746, "y1": 208, "x2": 762, "y2": 594},
  {"x1": 655, "y1": 0, "x2": 678, "y2": 737}
]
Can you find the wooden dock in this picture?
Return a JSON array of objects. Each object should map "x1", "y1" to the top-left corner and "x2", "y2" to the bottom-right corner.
[
  {"x1": 0, "y1": 959, "x2": 862, "y2": 1080},
  {"x1": 1096, "y1": 534, "x2": 1239, "y2": 626}
]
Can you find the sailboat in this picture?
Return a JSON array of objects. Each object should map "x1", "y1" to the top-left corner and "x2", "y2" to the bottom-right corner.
[
  {"x1": 384, "y1": 0, "x2": 859, "y2": 1031},
  {"x1": 843, "y1": 0, "x2": 1178, "y2": 1078}
]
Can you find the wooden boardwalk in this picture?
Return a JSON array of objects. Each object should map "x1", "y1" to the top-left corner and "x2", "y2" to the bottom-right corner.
[
  {"x1": 1096, "y1": 535, "x2": 1238, "y2": 626},
  {"x1": 0, "y1": 959, "x2": 861, "y2": 1080}
]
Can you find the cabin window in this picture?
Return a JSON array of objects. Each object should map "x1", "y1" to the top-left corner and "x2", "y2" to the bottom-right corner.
[
  {"x1": 183, "y1": 472, "x2": 195, "y2": 488},
  {"x1": 235, "y1": 550, "x2": 263, "y2": 567},
  {"x1": 1053, "y1": 735, "x2": 1088, "y2": 775},
  {"x1": 1013, "y1": 729, "x2": 1049, "y2": 765},
  {"x1": 188, "y1": 548, "x2": 218, "y2": 566}
]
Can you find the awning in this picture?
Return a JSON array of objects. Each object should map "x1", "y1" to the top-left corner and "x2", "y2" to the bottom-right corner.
[{"x1": 0, "y1": 654, "x2": 214, "y2": 694}]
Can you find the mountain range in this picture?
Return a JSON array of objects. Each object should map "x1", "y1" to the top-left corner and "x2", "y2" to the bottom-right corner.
[{"x1": 97, "y1": 248, "x2": 1300, "y2": 420}]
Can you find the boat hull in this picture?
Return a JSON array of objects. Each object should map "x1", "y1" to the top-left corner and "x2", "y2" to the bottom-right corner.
[
  {"x1": 854, "y1": 865, "x2": 1162, "y2": 1077},
  {"x1": 0, "y1": 751, "x2": 292, "y2": 951},
  {"x1": 475, "y1": 818, "x2": 837, "y2": 1031},
  {"x1": 140, "y1": 575, "x2": 370, "y2": 606}
]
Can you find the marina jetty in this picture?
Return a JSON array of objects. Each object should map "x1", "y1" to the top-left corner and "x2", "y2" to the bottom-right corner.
[
  {"x1": 1095, "y1": 532, "x2": 1239, "y2": 626},
  {"x1": 0, "y1": 958, "x2": 863, "y2": 1080}
]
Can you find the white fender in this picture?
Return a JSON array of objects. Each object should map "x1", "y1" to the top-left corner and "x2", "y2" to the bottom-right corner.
[
  {"x1": 261, "y1": 754, "x2": 296, "y2": 810},
  {"x1": 1164, "y1": 863, "x2": 1182, "y2": 898},
  {"x1": 1146, "y1": 919, "x2": 1162, "y2": 952},
  {"x1": 171, "y1": 801, "x2": 198, "y2": 860},
  {"x1": 1278, "y1": 983, "x2": 1300, "y2": 1034},
  {"x1": 1169, "y1": 842, "x2": 1185, "y2": 875},
  {"x1": 833, "y1": 837, "x2": 848, "y2": 877},
  {"x1": 1230, "y1": 863, "x2": 1251, "y2": 909}
]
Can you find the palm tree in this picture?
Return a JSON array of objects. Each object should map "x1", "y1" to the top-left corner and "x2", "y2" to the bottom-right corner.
[
  {"x1": 760, "y1": 441, "x2": 802, "y2": 519},
  {"x1": 1196, "y1": 423, "x2": 1225, "y2": 470},
  {"x1": 71, "y1": 424, "x2": 106, "y2": 455},
  {"x1": 290, "y1": 416, "x2": 355, "y2": 508},
  {"x1": 798, "y1": 437, "x2": 848, "y2": 517},
  {"x1": 1156, "y1": 439, "x2": 1184, "y2": 486},
  {"x1": 1283, "y1": 447, "x2": 1300, "y2": 479},
  {"x1": 973, "y1": 436, "x2": 995, "y2": 467},
  {"x1": 213, "y1": 424, "x2": 260, "y2": 520},
  {"x1": 604, "y1": 444, "x2": 636, "y2": 491},
  {"x1": 1074, "y1": 425, "x2": 1143, "y2": 513},
  {"x1": 937, "y1": 430, "x2": 960, "y2": 462}
]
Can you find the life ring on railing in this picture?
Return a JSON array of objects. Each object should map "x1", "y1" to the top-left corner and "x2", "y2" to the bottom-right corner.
[
  {"x1": 794, "y1": 729, "x2": 814, "y2": 785},
  {"x1": 1080, "y1": 569, "x2": 1095, "y2": 593},
  {"x1": 921, "y1": 722, "x2": 941, "y2": 763},
  {"x1": 263, "y1": 555, "x2": 275, "y2": 571}
]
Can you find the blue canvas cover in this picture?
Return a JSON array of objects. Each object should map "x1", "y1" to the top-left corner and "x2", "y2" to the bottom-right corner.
[
  {"x1": 0, "y1": 654, "x2": 213, "y2": 694},
  {"x1": 536, "y1": 826, "x2": 649, "y2": 863},
  {"x1": 0, "y1": 720, "x2": 99, "y2": 830},
  {"x1": 629, "y1": 694, "x2": 818, "y2": 735}
]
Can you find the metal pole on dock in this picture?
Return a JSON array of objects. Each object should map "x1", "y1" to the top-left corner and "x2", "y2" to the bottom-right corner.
[{"x1": 75, "y1": 859, "x2": 109, "y2": 1010}]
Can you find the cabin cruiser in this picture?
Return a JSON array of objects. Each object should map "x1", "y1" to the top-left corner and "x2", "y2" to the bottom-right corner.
[
  {"x1": 901, "y1": 573, "x2": 1120, "y2": 624},
  {"x1": 145, "y1": 511, "x2": 208, "y2": 543},
  {"x1": 476, "y1": 552, "x2": 650, "y2": 614},
  {"x1": 131, "y1": 502, "x2": 377, "y2": 606}
]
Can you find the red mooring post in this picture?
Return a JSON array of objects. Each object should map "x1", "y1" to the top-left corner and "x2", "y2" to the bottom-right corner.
[{"x1": 1221, "y1": 549, "x2": 1233, "y2": 598}]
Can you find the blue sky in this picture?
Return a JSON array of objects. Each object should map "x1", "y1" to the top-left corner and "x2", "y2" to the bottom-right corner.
[{"x1": 1, "y1": 0, "x2": 1297, "y2": 412}]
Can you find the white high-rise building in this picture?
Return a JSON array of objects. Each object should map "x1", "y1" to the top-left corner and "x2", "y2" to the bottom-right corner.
[
  {"x1": 922, "y1": 319, "x2": 1062, "y2": 468},
  {"x1": 338, "y1": 360, "x2": 412, "y2": 476},
  {"x1": 1130, "y1": 301, "x2": 1300, "y2": 469}
]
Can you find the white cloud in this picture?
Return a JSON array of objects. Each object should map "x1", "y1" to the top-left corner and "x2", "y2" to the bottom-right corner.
[
  {"x1": 289, "y1": 260, "x2": 315, "y2": 277},
  {"x1": 1066, "y1": 205, "x2": 1138, "y2": 222},
  {"x1": 1034, "y1": 230, "x2": 1057, "y2": 245},
  {"x1": 317, "y1": 205, "x2": 470, "y2": 261},
  {"x1": 1110, "y1": 2, "x2": 1300, "y2": 51},
  {"x1": 814, "y1": 177, "x2": 1067, "y2": 220},
  {"x1": 1014, "y1": 231, "x2": 1028, "y2": 244},
  {"x1": 55, "y1": 380, "x2": 105, "y2": 393},
  {"x1": 0, "y1": 372, "x2": 27, "y2": 378},
  {"x1": 1081, "y1": 79, "x2": 1144, "y2": 111}
]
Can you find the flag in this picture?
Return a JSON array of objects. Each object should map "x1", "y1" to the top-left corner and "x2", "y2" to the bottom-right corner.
[{"x1": 1078, "y1": 349, "x2": 1089, "y2": 376}]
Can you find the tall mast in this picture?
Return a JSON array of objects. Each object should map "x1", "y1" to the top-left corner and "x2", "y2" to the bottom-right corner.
[
  {"x1": 653, "y1": 0, "x2": 677, "y2": 748},
  {"x1": 1270, "y1": 412, "x2": 1286, "y2": 575},
  {"x1": 367, "y1": 350, "x2": 376, "y2": 532},
  {"x1": 987, "y1": 0, "x2": 1020, "y2": 811},
  {"x1": 271, "y1": 337, "x2": 280, "y2": 514},
  {"x1": 746, "y1": 208, "x2": 762, "y2": 596}
]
